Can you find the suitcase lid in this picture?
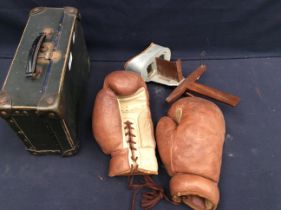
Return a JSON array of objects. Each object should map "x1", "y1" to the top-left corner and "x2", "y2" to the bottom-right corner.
[{"x1": 0, "y1": 7, "x2": 79, "y2": 118}]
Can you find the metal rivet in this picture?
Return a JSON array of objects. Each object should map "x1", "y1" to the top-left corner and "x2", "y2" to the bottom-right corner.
[
  {"x1": 0, "y1": 111, "x2": 8, "y2": 117},
  {"x1": 15, "y1": 111, "x2": 20, "y2": 115},
  {"x1": 30, "y1": 7, "x2": 45, "y2": 16},
  {"x1": 23, "y1": 111, "x2": 28, "y2": 116},
  {"x1": 65, "y1": 7, "x2": 76, "y2": 14},
  {"x1": 0, "y1": 96, "x2": 7, "y2": 105},
  {"x1": 42, "y1": 28, "x2": 54, "y2": 37},
  {"x1": 48, "y1": 113, "x2": 56, "y2": 118},
  {"x1": 31, "y1": 7, "x2": 41, "y2": 13},
  {"x1": 46, "y1": 97, "x2": 54, "y2": 105}
]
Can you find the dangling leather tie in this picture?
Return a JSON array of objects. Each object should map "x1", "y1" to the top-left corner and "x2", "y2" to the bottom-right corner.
[
  {"x1": 128, "y1": 175, "x2": 179, "y2": 210},
  {"x1": 125, "y1": 120, "x2": 176, "y2": 210}
]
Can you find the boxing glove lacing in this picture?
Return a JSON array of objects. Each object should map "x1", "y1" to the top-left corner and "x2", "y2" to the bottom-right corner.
[
  {"x1": 124, "y1": 121, "x2": 138, "y2": 166},
  {"x1": 124, "y1": 120, "x2": 178, "y2": 210}
]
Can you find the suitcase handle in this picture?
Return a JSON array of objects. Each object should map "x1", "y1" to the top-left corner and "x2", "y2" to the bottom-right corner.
[{"x1": 26, "y1": 33, "x2": 46, "y2": 78}]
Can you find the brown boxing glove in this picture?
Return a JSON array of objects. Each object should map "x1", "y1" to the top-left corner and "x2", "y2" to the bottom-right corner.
[
  {"x1": 156, "y1": 96, "x2": 225, "y2": 210},
  {"x1": 92, "y1": 71, "x2": 158, "y2": 177}
]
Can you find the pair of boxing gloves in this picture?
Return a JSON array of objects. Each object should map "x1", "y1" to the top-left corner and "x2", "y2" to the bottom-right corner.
[{"x1": 92, "y1": 71, "x2": 225, "y2": 210}]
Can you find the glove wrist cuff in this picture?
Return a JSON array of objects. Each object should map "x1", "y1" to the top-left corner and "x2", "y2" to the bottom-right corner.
[
  {"x1": 108, "y1": 148, "x2": 158, "y2": 177},
  {"x1": 170, "y1": 173, "x2": 219, "y2": 210},
  {"x1": 109, "y1": 149, "x2": 130, "y2": 177},
  {"x1": 137, "y1": 147, "x2": 158, "y2": 174}
]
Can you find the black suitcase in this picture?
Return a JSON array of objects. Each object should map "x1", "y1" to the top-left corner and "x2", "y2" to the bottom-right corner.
[{"x1": 0, "y1": 7, "x2": 90, "y2": 156}]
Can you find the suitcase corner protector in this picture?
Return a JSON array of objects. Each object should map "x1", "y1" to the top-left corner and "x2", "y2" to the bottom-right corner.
[
  {"x1": 0, "y1": 91, "x2": 12, "y2": 118},
  {"x1": 29, "y1": 7, "x2": 46, "y2": 16},
  {"x1": 37, "y1": 94, "x2": 64, "y2": 118},
  {"x1": 64, "y1": 7, "x2": 79, "y2": 16},
  {"x1": 62, "y1": 146, "x2": 79, "y2": 157}
]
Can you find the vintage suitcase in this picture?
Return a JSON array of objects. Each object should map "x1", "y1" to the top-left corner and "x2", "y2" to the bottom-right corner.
[{"x1": 0, "y1": 7, "x2": 90, "y2": 156}]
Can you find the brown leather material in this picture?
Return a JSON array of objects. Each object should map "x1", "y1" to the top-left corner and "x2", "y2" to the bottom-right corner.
[
  {"x1": 93, "y1": 71, "x2": 158, "y2": 177},
  {"x1": 109, "y1": 149, "x2": 131, "y2": 176},
  {"x1": 156, "y1": 96, "x2": 225, "y2": 210},
  {"x1": 93, "y1": 88, "x2": 123, "y2": 154},
  {"x1": 103, "y1": 71, "x2": 146, "y2": 96},
  {"x1": 170, "y1": 174, "x2": 219, "y2": 210},
  {"x1": 156, "y1": 58, "x2": 184, "y2": 82},
  {"x1": 166, "y1": 64, "x2": 240, "y2": 107}
]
